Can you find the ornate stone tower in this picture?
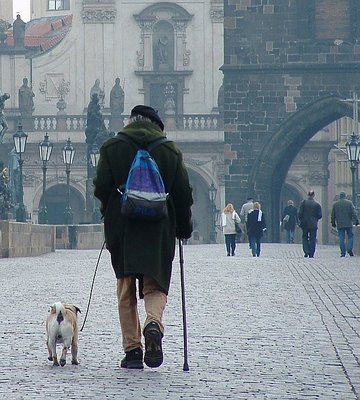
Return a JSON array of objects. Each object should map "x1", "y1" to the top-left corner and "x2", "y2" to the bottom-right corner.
[{"x1": 222, "y1": 0, "x2": 360, "y2": 242}]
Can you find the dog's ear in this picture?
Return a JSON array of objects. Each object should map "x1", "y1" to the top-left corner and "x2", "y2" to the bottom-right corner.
[{"x1": 75, "y1": 306, "x2": 81, "y2": 314}]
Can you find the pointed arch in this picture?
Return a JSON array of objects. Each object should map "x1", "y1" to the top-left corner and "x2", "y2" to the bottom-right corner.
[{"x1": 248, "y1": 95, "x2": 353, "y2": 241}]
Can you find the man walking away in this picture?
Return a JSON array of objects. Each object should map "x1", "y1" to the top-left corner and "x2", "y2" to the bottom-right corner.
[
  {"x1": 240, "y1": 197, "x2": 254, "y2": 246},
  {"x1": 331, "y1": 191, "x2": 359, "y2": 257},
  {"x1": 298, "y1": 190, "x2": 322, "y2": 258},
  {"x1": 94, "y1": 105, "x2": 193, "y2": 369},
  {"x1": 281, "y1": 199, "x2": 298, "y2": 244}
]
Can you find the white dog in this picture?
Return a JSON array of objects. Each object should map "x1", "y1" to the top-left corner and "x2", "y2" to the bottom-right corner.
[{"x1": 46, "y1": 302, "x2": 81, "y2": 367}]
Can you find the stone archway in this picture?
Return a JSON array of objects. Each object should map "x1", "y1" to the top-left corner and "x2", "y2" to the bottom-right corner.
[
  {"x1": 248, "y1": 95, "x2": 352, "y2": 242},
  {"x1": 41, "y1": 183, "x2": 85, "y2": 225}
]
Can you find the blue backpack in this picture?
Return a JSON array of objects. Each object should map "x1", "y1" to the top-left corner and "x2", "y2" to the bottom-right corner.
[{"x1": 117, "y1": 133, "x2": 170, "y2": 221}]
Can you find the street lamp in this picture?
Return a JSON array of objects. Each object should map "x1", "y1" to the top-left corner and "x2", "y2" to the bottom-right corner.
[
  {"x1": 208, "y1": 182, "x2": 218, "y2": 243},
  {"x1": 38, "y1": 133, "x2": 53, "y2": 224},
  {"x1": 13, "y1": 122, "x2": 28, "y2": 222},
  {"x1": 89, "y1": 143, "x2": 101, "y2": 223},
  {"x1": 62, "y1": 138, "x2": 75, "y2": 225},
  {"x1": 345, "y1": 132, "x2": 360, "y2": 206}
]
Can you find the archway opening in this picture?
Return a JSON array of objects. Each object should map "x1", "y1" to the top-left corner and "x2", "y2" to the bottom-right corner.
[
  {"x1": 249, "y1": 95, "x2": 352, "y2": 241},
  {"x1": 187, "y1": 169, "x2": 215, "y2": 244},
  {"x1": 41, "y1": 184, "x2": 85, "y2": 224}
]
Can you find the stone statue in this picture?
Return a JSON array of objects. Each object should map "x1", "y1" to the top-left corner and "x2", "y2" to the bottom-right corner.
[
  {"x1": 0, "y1": 19, "x2": 11, "y2": 45},
  {"x1": 90, "y1": 79, "x2": 105, "y2": 108},
  {"x1": 18, "y1": 77, "x2": 35, "y2": 116},
  {"x1": 8, "y1": 148, "x2": 19, "y2": 210},
  {"x1": 85, "y1": 93, "x2": 108, "y2": 146},
  {"x1": 13, "y1": 14, "x2": 26, "y2": 48},
  {"x1": 0, "y1": 92, "x2": 10, "y2": 143},
  {"x1": 157, "y1": 36, "x2": 168, "y2": 65},
  {"x1": 0, "y1": 160, "x2": 11, "y2": 219},
  {"x1": 109, "y1": 78, "x2": 125, "y2": 116}
]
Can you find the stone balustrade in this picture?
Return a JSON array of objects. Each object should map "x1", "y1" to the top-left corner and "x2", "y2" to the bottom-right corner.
[
  {"x1": 180, "y1": 114, "x2": 220, "y2": 130},
  {"x1": 7, "y1": 113, "x2": 222, "y2": 133}
]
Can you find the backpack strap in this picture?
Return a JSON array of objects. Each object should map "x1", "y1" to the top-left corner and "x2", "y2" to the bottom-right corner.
[
  {"x1": 147, "y1": 137, "x2": 171, "y2": 152},
  {"x1": 115, "y1": 133, "x2": 136, "y2": 147}
]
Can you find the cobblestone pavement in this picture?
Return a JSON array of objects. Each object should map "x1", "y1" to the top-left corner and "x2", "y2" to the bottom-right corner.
[{"x1": 1, "y1": 243, "x2": 360, "y2": 399}]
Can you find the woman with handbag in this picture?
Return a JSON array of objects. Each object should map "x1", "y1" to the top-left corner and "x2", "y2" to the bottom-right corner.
[{"x1": 220, "y1": 203, "x2": 241, "y2": 256}]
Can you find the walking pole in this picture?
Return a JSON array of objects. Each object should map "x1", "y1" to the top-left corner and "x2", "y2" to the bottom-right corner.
[{"x1": 179, "y1": 238, "x2": 189, "y2": 371}]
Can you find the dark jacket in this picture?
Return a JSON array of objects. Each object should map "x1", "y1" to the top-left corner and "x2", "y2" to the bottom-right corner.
[
  {"x1": 93, "y1": 120, "x2": 193, "y2": 293},
  {"x1": 246, "y1": 209, "x2": 266, "y2": 239},
  {"x1": 298, "y1": 198, "x2": 322, "y2": 230},
  {"x1": 281, "y1": 205, "x2": 298, "y2": 231},
  {"x1": 331, "y1": 198, "x2": 359, "y2": 229}
]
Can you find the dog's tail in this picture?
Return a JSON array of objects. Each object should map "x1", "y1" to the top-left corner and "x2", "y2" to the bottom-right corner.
[{"x1": 49, "y1": 302, "x2": 66, "y2": 324}]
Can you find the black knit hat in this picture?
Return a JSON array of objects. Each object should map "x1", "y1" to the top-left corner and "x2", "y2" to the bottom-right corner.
[{"x1": 130, "y1": 105, "x2": 164, "y2": 131}]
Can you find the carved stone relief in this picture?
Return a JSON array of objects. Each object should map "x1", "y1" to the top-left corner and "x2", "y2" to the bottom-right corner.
[
  {"x1": 82, "y1": 2, "x2": 116, "y2": 24},
  {"x1": 210, "y1": 0, "x2": 224, "y2": 23},
  {"x1": 39, "y1": 73, "x2": 66, "y2": 100}
]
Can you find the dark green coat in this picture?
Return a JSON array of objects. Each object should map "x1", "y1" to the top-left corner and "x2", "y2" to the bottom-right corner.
[{"x1": 93, "y1": 121, "x2": 193, "y2": 293}]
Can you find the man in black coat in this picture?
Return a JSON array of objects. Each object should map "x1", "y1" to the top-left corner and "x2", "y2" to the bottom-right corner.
[
  {"x1": 281, "y1": 199, "x2": 298, "y2": 244},
  {"x1": 298, "y1": 190, "x2": 322, "y2": 258},
  {"x1": 94, "y1": 105, "x2": 193, "y2": 369}
]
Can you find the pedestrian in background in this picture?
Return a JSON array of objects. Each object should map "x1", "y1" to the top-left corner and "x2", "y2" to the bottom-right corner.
[
  {"x1": 94, "y1": 105, "x2": 193, "y2": 369},
  {"x1": 246, "y1": 202, "x2": 266, "y2": 257},
  {"x1": 331, "y1": 191, "x2": 359, "y2": 257},
  {"x1": 240, "y1": 196, "x2": 254, "y2": 245},
  {"x1": 220, "y1": 203, "x2": 241, "y2": 256},
  {"x1": 298, "y1": 190, "x2": 322, "y2": 258},
  {"x1": 281, "y1": 199, "x2": 298, "y2": 244}
]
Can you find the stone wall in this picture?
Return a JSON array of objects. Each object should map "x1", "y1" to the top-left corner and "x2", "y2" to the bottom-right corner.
[
  {"x1": 55, "y1": 224, "x2": 104, "y2": 250},
  {"x1": 0, "y1": 222, "x2": 104, "y2": 258},
  {"x1": 0, "y1": 221, "x2": 55, "y2": 258}
]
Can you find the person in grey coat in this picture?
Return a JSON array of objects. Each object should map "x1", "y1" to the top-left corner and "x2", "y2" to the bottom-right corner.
[
  {"x1": 331, "y1": 192, "x2": 359, "y2": 257},
  {"x1": 298, "y1": 190, "x2": 322, "y2": 258}
]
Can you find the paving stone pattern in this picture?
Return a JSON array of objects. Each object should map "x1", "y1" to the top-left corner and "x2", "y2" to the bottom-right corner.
[{"x1": 0, "y1": 243, "x2": 359, "y2": 399}]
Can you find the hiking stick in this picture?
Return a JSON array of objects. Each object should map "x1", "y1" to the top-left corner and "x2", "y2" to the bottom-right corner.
[{"x1": 179, "y1": 238, "x2": 189, "y2": 371}]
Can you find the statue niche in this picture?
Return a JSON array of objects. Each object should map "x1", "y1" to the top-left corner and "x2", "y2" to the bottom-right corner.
[{"x1": 153, "y1": 21, "x2": 174, "y2": 71}]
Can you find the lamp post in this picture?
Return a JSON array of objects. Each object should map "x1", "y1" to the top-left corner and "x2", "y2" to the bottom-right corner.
[
  {"x1": 13, "y1": 122, "x2": 28, "y2": 222},
  {"x1": 62, "y1": 138, "x2": 75, "y2": 225},
  {"x1": 345, "y1": 132, "x2": 360, "y2": 206},
  {"x1": 208, "y1": 182, "x2": 218, "y2": 243},
  {"x1": 89, "y1": 143, "x2": 101, "y2": 223},
  {"x1": 38, "y1": 133, "x2": 53, "y2": 224}
]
